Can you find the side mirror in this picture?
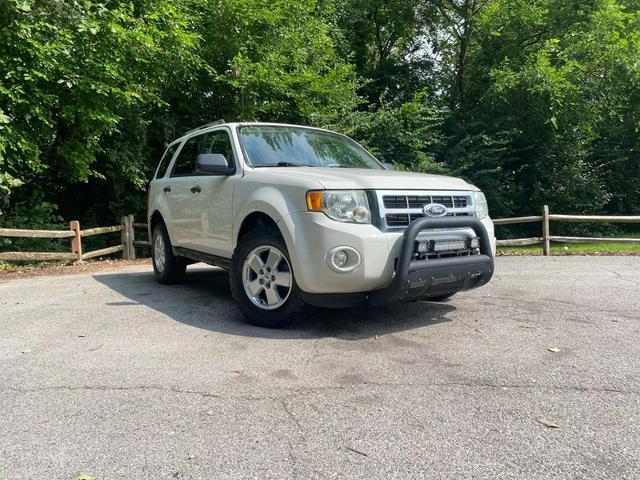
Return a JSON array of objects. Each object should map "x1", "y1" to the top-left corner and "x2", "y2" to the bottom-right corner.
[
  {"x1": 197, "y1": 153, "x2": 235, "y2": 175},
  {"x1": 384, "y1": 162, "x2": 396, "y2": 171}
]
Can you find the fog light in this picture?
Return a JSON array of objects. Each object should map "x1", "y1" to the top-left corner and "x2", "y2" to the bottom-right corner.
[
  {"x1": 333, "y1": 249, "x2": 348, "y2": 268},
  {"x1": 326, "y1": 246, "x2": 362, "y2": 272},
  {"x1": 470, "y1": 237, "x2": 480, "y2": 249}
]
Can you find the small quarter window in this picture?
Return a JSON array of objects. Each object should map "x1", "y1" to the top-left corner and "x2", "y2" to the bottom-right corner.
[{"x1": 155, "y1": 143, "x2": 179, "y2": 179}]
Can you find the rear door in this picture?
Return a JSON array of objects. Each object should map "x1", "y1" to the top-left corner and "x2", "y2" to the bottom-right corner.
[
  {"x1": 151, "y1": 141, "x2": 181, "y2": 239},
  {"x1": 164, "y1": 135, "x2": 203, "y2": 246}
]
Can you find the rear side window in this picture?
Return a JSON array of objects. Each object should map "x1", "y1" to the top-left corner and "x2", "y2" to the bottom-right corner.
[
  {"x1": 171, "y1": 130, "x2": 235, "y2": 177},
  {"x1": 155, "y1": 143, "x2": 180, "y2": 179}
]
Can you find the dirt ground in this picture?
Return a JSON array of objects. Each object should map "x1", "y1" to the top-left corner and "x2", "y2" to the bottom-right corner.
[{"x1": 0, "y1": 258, "x2": 150, "y2": 282}]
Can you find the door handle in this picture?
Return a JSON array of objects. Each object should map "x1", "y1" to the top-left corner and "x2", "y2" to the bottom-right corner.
[
  {"x1": 163, "y1": 186, "x2": 171, "y2": 193},
  {"x1": 191, "y1": 185, "x2": 201, "y2": 194}
]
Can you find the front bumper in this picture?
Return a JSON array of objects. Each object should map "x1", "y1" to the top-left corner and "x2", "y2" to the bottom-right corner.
[{"x1": 299, "y1": 216, "x2": 494, "y2": 307}]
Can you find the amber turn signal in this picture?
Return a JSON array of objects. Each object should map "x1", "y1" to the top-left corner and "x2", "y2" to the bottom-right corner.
[{"x1": 306, "y1": 191, "x2": 324, "y2": 211}]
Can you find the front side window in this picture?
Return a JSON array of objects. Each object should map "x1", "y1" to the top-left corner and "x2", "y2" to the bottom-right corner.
[
  {"x1": 238, "y1": 126, "x2": 384, "y2": 169},
  {"x1": 171, "y1": 130, "x2": 235, "y2": 177}
]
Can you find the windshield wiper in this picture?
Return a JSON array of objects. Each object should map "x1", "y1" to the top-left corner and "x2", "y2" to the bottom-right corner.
[{"x1": 255, "y1": 161, "x2": 313, "y2": 168}]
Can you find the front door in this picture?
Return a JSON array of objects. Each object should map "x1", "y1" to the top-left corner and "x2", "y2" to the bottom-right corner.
[{"x1": 188, "y1": 129, "x2": 237, "y2": 256}]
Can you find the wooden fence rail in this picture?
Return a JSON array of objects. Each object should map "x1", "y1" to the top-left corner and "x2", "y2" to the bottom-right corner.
[
  {"x1": 0, "y1": 214, "x2": 148, "y2": 262},
  {"x1": 494, "y1": 205, "x2": 640, "y2": 255},
  {"x1": 1, "y1": 206, "x2": 639, "y2": 261}
]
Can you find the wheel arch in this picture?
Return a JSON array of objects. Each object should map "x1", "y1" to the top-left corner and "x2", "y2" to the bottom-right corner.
[
  {"x1": 236, "y1": 211, "x2": 285, "y2": 244},
  {"x1": 149, "y1": 210, "x2": 164, "y2": 239},
  {"x1": 234, "y1": 209, "x2": 300, "y2": 285},
  {"x1": 150, "y1": 210, "x2": 164, "y2": 230},
  {"x1": 233, "y1": 185, "x2": 308, "y2": 289}
]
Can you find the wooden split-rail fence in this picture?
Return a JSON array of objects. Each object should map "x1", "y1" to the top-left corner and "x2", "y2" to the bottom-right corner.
[
  {"x1": 494, "y1": 205, "x2": 640, "y2": 255},
  {"x1": 0, "y1": 205, "x2": 639, "y2": 261},
  {"x1": 0, "y1": 215, "x2": 150, "y2": 262}
]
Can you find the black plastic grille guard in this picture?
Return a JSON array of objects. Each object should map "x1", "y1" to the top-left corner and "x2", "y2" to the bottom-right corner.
[{"x1": 368, "y1": 216, "x2": 494, "y2": 305}]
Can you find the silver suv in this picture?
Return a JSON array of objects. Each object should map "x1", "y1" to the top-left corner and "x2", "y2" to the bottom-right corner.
[{"x1": 148, "y1": 121, "x2": 495, "y2": 327}]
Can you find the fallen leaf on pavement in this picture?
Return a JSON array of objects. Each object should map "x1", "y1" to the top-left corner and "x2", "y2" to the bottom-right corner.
[
  {"x1": 536, "y1": 416, "x2": 559, "y2": 428},
  {"x1": 548, "y1": 347, "x2": 561, "y2": 353}
]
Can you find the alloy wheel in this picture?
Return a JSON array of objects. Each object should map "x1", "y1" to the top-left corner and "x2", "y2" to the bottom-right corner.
[
  {"x1": 154, "y1": 233, "x2": 166, "y2": 272},
  {"x1": 242, "y1": 245, "x2": 292, "y2": 310}
]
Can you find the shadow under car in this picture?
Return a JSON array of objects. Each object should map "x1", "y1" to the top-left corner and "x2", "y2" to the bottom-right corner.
[{"x1": 93, "y1": 264, "x2": 456, "y2": 340}]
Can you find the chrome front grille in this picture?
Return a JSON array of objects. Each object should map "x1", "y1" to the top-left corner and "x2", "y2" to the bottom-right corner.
[
  {"x1": 376, "y1": 190, "x2": 475, "y2": 230},
  {"x1": 383, "y1": 196, "x2": 408, "y2": 208}
]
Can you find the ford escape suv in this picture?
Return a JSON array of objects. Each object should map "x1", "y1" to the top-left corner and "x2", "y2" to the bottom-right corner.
[{"x1": 148, "y1": 120, "x2": 495, "y2": 327}]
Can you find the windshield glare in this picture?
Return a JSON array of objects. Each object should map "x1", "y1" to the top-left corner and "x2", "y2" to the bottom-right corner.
[{"x1": 238, "y1": 126, "x2": 384, "y2": 169}]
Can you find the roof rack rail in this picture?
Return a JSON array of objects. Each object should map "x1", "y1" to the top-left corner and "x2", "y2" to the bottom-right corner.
[{"x1": 184, "y1": 119, "x2": 225, "y2": 136}]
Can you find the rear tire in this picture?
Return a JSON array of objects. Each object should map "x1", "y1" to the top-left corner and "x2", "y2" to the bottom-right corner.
[
  {"x1": 151, "y1": 223, "x2": 186, "y2": 284},
  {"x1": 230, "y1": 228, "x2": 302, "y2": 328}
]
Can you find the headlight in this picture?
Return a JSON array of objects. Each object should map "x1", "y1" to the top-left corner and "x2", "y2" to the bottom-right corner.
[
  {"x1": 474, "y1": 191, "x2": 489, "y2": 219},
  {"x1": 306, "y1": 190, "x2": 371, "y2": 224}
]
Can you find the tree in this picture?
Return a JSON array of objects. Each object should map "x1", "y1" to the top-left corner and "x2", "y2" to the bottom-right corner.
[
  {"x1": 0, "y1": 0, "x2": 201, "y2": 223},
  {"x1": 441, "y1": 0, "x2": 640, "y2": 217},
  {"x1": 1, "y1": 0, "x2": 639, "y2": 237}
]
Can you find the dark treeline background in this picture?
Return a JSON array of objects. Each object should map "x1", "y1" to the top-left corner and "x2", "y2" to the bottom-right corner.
[{"x1": 1, "y1": 0, "x2": 639, "y2": 234}]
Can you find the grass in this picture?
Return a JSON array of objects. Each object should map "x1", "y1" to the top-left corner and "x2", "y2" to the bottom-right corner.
[
  {"x1": 0, "y1": 259, "x2": 66, "y2": 271},
  {"x1": 498, "y1": 241, "x2": 640, "y2": 255}
]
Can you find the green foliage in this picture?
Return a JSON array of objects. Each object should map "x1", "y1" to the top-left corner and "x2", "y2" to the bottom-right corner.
[
  {"x1": 219, "y1": 0, "x2": 360, "y2": 123},
  {"x1": 333, "y1": 0, "x2": 434, "y2": 103},
  {"x1": 439, "y1": 0, "x2": 640, "y2": 219},
  {"x1": 0, "y1": 0, "x2": 201, "y2": 220},
  {"x1": 0, "y1": 0, "x2": 639, "y2": 235},
  {"x1": 0, "y1": 195, "x2": 64, "y2": 253},
  {"x1": 333, "y1": 91, "x2": 446, "y2": 173}
]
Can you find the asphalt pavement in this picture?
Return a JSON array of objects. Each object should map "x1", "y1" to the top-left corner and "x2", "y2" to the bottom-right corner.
[{"x1": 1, "y1": 257, "x2": 639, "y2": 479}]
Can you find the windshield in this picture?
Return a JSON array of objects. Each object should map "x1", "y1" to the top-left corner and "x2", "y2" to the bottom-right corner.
[{"x1": 238, "y1": 125, "x2": 384, "y2": 169}]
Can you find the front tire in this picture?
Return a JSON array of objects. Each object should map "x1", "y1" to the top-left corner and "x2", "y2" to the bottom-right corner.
[
  {"x1": 152, "y1": 223, "x2": 186, "y2": 284},
  {"x1": 230, "y1": 229, "x2": 302, "y2": 328}
]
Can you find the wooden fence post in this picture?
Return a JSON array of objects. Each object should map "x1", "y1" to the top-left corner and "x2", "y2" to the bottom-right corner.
[
  {"x1": 121, "y1": 216, "x2": 130, "y2": 260},
  {"x1": 69, "y1": 220, "x2": 82, "y2": 262},
  {"x1": 127, "y1": 214, "x2": 136, "y2": 260},
  {"x1": 542, "y1": 205, "x2": 550, "y2": 256}
]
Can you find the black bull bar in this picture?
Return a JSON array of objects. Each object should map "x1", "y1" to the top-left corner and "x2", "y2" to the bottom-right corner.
[{"x1": 368, "y1": 216, "x2": 494, "y2": 305}]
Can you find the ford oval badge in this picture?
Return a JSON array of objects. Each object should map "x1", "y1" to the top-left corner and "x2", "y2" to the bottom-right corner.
[{"x1": 423, "y1": 203, "x2": 448, "y2": 217}]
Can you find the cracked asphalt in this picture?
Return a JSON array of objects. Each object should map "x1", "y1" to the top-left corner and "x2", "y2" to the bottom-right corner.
[{"x1": 1, "y1": 256, "x2": 639, "y2": 480}]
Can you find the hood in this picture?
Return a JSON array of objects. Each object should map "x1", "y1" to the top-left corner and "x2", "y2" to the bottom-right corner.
[{"x1": 251, "y1": 167, "x2": 478, "y2": 191}]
